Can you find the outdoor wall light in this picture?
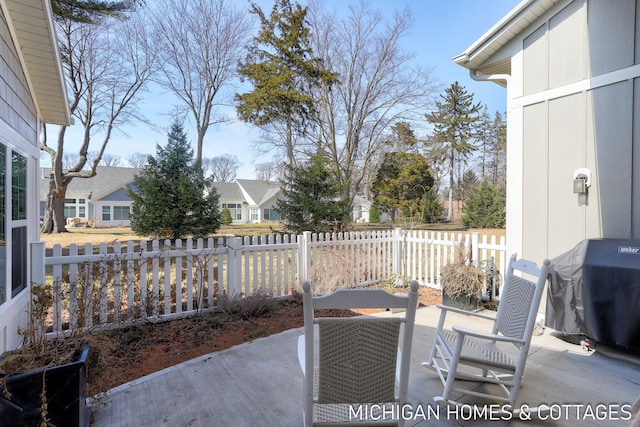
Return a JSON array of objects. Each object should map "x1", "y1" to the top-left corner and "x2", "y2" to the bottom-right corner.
[{"x1": 573, "y1": 168, "x2": 591, "y2": 194}]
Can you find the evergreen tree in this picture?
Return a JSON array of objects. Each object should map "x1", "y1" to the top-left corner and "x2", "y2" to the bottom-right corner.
[
  {"x1": 371, "y1": 152, "x2": 435, "y2": 221},
  {"x1": 51, "y1": 0, "x2": 142, "y2": 23},
  {"x1": 461, "y1": 182, "x2": 505, "y2": 228},
  {"x1": 275, "y1": 151, "x2": 349, "y2": 234},
  {"x1": 419, "y1": 186, "x2": 444, "y2": 224},
  {"x1": 127, "y1": 120, "x2": 221, "y2": 239},
  {"x1": 425, "y1": 82, "x2": 482, "y2": 220},
  {"x1": 220, "y1": 208, "x2": 233, "y2": 225},
  {"x1": 368, "y1": 205, "x2": 380, "y2": 223},
  {"x1": 489, "y1": 111, "x2": 507, "y2": 190},
  {"x1": 235, "y1": 0, "x2": 337, "y2": 167}
]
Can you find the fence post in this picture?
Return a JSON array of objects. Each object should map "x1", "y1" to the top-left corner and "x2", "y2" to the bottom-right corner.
[
  {"x1": 30, "y1": 241, "x2": 45, "y2": 286},
  {"x1": 471, "y1": 232, "x2": 480, "y2": 266},
  {"x1": 30, "y1": 241, "x2": 46, "y2": 343},
  {"x1": 298, "y1": 231, "x2": 311, "y2": 283},
  {"x1": 227, "y1": 236, "x2": 242, "y2": 296},
  {"x1": 392, "y1": 227, "x2": 404, "y2": 278}
]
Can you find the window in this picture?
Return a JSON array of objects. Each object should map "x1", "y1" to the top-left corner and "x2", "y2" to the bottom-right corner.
[
  {"x1": 64, "y1": 206, "x2": 77, "y2": 218},
  {"x1": 102, "y1": 206, "x2": 111, "y2": 221},
  {"x1": 11, "y1": 227, "x2": 26, "y2": 297},
  {"x1": 64, "y1": 198, "x2": 86, "y2": 219},
  {"x1": 263, "y1": 208, "x2": 281, "y2": 221},
  {"x1": 11, "y1": 152, "x2": 26, "y2": 221},
  {"x1": 250, "y1": 209, "x2": 259, "y2": 222},
  {"x1": 222, "y1": 203, "x2": 242, "y2": 221},
  {"x1": 0, "y1": 145, "x2": 5, "y2": 304},
  {"x1": 113, "y1": 206, "x2": 130, "y2": 221}
]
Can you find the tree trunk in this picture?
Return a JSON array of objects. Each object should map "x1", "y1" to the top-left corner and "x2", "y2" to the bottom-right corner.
[{"x1": 41, "y1": 175, "x2": 68, "y2": 234}]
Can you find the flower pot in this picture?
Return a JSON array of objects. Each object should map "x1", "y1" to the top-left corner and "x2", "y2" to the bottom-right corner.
[
  {"x1": 442, "y1": 289, "x2": 482, "y2": 311},
  {"x1": 0, "y1": 345, "x2": 90, "y2": 427}
]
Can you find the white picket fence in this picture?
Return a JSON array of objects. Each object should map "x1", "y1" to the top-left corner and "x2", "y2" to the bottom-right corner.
[{"x1": 33, "y1": 229, "x2": 506, "y2": 337}]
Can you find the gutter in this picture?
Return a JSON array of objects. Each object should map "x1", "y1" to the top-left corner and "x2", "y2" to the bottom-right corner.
[{"x1": 468, "y1": 69, "x2": 510, "y2": 86}]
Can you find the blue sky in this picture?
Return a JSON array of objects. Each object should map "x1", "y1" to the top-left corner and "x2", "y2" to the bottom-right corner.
[{"x1": 57, "y1": 0, "x2": 521, "y2": 178}]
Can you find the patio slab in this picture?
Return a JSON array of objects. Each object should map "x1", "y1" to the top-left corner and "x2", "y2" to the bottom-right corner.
[{"x1": 90, "y1": 306, "x2": 640, "y2": 426}]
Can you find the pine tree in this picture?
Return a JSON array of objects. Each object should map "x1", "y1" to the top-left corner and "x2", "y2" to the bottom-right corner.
[
  {"x1": 461, "y1": 182, "x2": 505, "y2": 228},
  {"x1": 127, "y1": 120, "x2": 221, "y2": 239},
  {"x1": 275, "y1": 151, "x2": 349, "y2": 234},
  {"x1": 425, "y1": 82, "x2": 482, "y2": 220},
  {"x1": 371, "y1": 152, "x2": 435, "y2": 221},
  {"x1": 235, "y1": 0, "x2": 336, "y2": 167}
]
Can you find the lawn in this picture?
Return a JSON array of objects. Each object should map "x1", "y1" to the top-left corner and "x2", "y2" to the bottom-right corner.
[{"x1": 39, "y1": 221, "x2": 505, "y2": 248}]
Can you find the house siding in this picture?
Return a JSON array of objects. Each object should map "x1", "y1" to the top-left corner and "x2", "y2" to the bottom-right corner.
[
  {"x1": 0, "y1": 10, "x2": 41, "y2": 353},
  {"x1": 0, "y1": 12, "x2": 37, "y2": 144},
  {"x1": 492, "y1": 0, "x2": 640, "y2": 262}
]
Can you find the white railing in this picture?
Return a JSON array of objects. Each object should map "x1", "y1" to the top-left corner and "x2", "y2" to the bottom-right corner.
[{"x1": 34, "y1": 229, "x2": 506, "y2": 336}]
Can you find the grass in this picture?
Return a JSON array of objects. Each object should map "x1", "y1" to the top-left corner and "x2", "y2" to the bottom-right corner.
[{"x1": 39, "y1": 221, "x2": 505, "y2": 248}]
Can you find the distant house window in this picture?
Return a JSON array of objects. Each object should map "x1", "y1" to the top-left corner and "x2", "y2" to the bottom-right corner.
[
  {"x1": 250, "y1": 209, "x2": 259, "y2": 222},
  {"x1": 102, "y1": 206, "x2": 111, "y2": 221},
  {"x1": 263, "y1": 208, "x2": 281, "y2": 221},
  {"x1": 64, "y1": 206, "x2": 77, "y2": 218},
  {"x1": 222, "y1": 203, "x2": 242, "y2": 221},
  {"x1": 113, "y1": 206, "x2": 130, "y2": 221},
  {"x1": 64, "y1": 198, "x2": 87, "y2": 219}
]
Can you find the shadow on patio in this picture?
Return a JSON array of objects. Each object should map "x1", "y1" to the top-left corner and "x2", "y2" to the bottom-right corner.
[{"x1": 90, "y1": 306, "x2": 640, "y2": 426}]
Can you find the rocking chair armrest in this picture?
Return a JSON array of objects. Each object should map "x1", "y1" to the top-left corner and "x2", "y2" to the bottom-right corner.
[
  {"x1": 451, "y1": 325, "x2": 526, "y2": 345},
  {"x1": 436, "y1": 304, "x2": 496, "y2": 321}
]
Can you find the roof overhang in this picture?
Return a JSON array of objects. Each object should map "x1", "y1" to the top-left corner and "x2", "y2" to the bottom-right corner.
[
  {"x1": 453, "y1": 0, "x2": 561, "y2": 85},
  {"x1": 1, "y1": 0, "x2": 70, "y2": 125}
]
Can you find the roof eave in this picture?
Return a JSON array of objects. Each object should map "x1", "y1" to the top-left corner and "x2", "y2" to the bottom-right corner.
[
  {"x1": 1, "y1": 0, "x2": 71, "y2": 126},
  {"x1": 454, "y1": 0, "x2": 560, "y2": 75}
]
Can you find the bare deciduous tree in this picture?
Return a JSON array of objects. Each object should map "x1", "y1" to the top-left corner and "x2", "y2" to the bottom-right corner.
[
  {"x1": 254, "y1": 160, "x2": 284, "y2": 181},
  {"x1": 306, "y1": 1, "x2": 439, "y2": 210},
  {"x1": 40, "y1": 11, "x2": 157, "y2": 233},
  {"x1": 100, "y1": 154, "x2": 121, "y2": 167},
  {"x1": 150, "y1": 0, "x2": 253, "y2": 166},
  {"x1": 126, "y1": 152, "x2": 148, "y2": 168},
  {"x1": 202, "y1": 154, "x2": 240, "y2": 182}
]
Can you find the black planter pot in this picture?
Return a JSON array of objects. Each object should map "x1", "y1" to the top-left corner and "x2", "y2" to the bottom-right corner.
[
  {"x1": 0, "y1": 345, "x2": 90, "y2": 427},
  {"x1": 442, "y1": 289, "x2": 482, "y2": 311}
]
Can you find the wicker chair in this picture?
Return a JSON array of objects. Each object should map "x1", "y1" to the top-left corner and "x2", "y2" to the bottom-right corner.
[
  {"x1": 298, "y1": 280, "x2": 419, "y2": 427},
  {"x1": 423, "y1": 255, "x2": 550, "y2": 413}
]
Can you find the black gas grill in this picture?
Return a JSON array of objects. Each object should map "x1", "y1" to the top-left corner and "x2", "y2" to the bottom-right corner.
[{"x1": 546, "y1": 239, "x2": 640, "y2": 352}]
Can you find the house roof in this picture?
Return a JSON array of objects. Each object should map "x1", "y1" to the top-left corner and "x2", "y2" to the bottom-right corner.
[
  {"x1": 236, "y1": 179, "x2": 281, "y2": 206},
  {"x1": 2, "y1": 0, "x2": 70, "y2": 125},
  {"x1": 40, "y1": 166, "x2": 140, "y2": 201},
  {"x1": 212, "y1": 182, "x2": 245, "y2": 201},
  {"x1": 453, "y1": 0, "x2": 560, "y2": 79},
  {"x1": 212, "y1": 179, "x2": 282, "y2": 206}
]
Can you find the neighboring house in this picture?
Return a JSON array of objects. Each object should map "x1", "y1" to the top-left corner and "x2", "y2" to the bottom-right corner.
[
  {"x1": 352, "y1": 195, "x2": 372, "y2": 223},
  {"x1": 455, "y1": 0, "x2": 640, "y2": 262},
  {"x1": 0, "y1": 1, "x2": 71, "y2": 353},
  {"x1": 212, "y1": 179, "x2": 283, "y2": 224},
  {"x1": 39, "y1": 166, "x2": 139, "y2": 228}
]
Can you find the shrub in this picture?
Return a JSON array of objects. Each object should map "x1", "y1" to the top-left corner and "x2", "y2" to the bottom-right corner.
[
  {"x1": 369, "y1": 205, "x2": 380, "y2": 223},
  {"x1": 218, "y1": 291, "x2": 279, "y2": 320},
  {"x1": 220, "y1": 207, "x2": 232, "y2": 225},
  {"x1": 462, "y1": 182, "x2": 505, "y2": 228}
]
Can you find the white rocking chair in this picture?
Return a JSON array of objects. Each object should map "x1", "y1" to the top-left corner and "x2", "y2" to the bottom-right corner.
[
  {"x1": 298, "y1": 280, "x2": 419, "y2": 427},
  {"x1": 423, "y1": 255, "x2": 550, "y2": 412}
]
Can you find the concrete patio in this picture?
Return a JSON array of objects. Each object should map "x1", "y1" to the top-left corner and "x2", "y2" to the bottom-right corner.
[{"x1": 90, "y1": 305, "x2": 640, "y2": 426}]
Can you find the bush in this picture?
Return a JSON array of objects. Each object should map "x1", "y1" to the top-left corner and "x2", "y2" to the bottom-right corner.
[
  {"x1": 462, "y1": 182, "x2": 505, "y2": 228},
  {"x1": 220, "y1": 208, "x2": 232, "y2": 225},
  {"x1": 369, "y1": 205, "x2": 380, "y2": 223},
  {"x1": 218, "y1": 291, "x2": 279, "y2": 320}
]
